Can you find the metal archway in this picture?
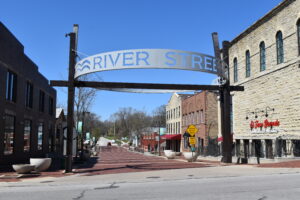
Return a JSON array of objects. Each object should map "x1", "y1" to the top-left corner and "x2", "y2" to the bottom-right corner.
[{"x1": 50, "y1": 25, "x2": 243, "y2": 172}]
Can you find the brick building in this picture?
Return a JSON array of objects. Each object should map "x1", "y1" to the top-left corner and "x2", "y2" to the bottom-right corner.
[
  {"x1": 0, "y1": 22, "x2": 56, "y2": 165},
  {"x1": 229, "y1": 0, "x2": 300, "y2": 162},
  {"x1": 181, "y1": 91, "x2": 218, "y2": 155}
]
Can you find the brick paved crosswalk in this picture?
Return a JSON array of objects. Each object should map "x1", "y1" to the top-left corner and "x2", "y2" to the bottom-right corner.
[{"x1": 74, "y1": 146, "x2": 213, "y2": 176}]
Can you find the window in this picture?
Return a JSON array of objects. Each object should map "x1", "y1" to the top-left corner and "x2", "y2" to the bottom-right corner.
[
  {"x1": 24, "y1": 120, "x2": 32, "y2": 152},
  {"x1": 6, "y1": 71, "x2": 17, "y2": 102},
  {"x1": 233, "y1": 58, "x2": 238, "y2": 82},
  {"x1": 297, "y1": 19, "x2": 300, "y2": 55},
  {"x1": 49, "y1": 97, "x2": 54, "y2": 115},
  {"x1": 200, "y1": 110, "x2": 204, "y2": 123},
  {"x1": 38, "y1": 122, "x2": 44, "y2": 150},
  {"x1": 25, "y1": 82, "x2": 33, "y2": 108},
  {"x1": 49, "y1": 124, "x2": 54, "y2": 152},
  {"x1": 39, "y1": 90, "x2": 45, "y2": 112},
  {"x1": 245, "y1": 50, "x2": 251, "y2": 77},
  {"x1": 260, "y1": 42, "x2": 266, "y2": 71},
  {"x1": 276, "y1": 31, "x2": 284, "y2": 64},
  {"x1": 184, "y1": 137, "x2": 188, "y2": 149},
  {"x1": 4, "y1": 115, "x2": 15, "y2": 155}
]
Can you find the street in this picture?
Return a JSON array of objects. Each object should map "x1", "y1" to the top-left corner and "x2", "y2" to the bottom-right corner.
[
  {"x1": 1, "y1": 165, "x2": 300, "y2": 200},
  {"x1": 1, "y1": 147, "x2": 300, "y2": 200}
]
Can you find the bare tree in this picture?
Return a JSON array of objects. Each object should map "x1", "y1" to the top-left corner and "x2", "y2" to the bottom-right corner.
[
  {"x1": 110, "y1": 107, "x2": 151, "y2": 139},
  {"x1": 152, "y1": 105, "x2": 166, "y2": 128}
]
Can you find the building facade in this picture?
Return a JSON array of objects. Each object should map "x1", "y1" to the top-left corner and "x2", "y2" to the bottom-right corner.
[
  {"x1": 181, "y1": 91, "x2": 218, "y2": 155},
  {"x1": 166, "y1": 93, "x2": 190, "y2": 152},
  {"x1": 0, "y1": 22, "x2": 56, "y2": 165},
  {"x1": 229, "y1": 0, "x2": 300, "y2": 161}
]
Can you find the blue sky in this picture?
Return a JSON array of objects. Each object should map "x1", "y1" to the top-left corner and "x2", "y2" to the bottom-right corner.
[{"x1": 0, "y1": 0, "x2": 282, "y2": 120}]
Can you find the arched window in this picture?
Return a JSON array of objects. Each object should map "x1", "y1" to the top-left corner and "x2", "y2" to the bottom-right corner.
[
  {"x1": 233, "y1": 58, "x2": 238, "y2": 82},
  {"x1": 297, "y1": 19, "x2": 300, "y2": 55},
  {"x1": 276, "y1": 31, "x2": 284, "y2": 64},
  {"x1": 245, "y1": 50, "x2": 251, "y2": 77},
  {"x1": 260, "y1": 41, "x2": 266, "y2": 71}
]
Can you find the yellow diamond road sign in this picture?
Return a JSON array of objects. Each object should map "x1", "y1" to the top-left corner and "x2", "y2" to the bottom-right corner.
[{"x1": 187, "y1": 125, "x2": 198, "y2": 137}]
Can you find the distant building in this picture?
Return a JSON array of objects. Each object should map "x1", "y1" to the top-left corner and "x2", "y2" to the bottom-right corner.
[
  {"x1": 55, "y1": 108, "x2": 66, "y2": 156},
  {"x1": 181, "y1": 91, "x2": 218, "y2": 155},
  {"x1": 0, "y1": 22, "x2": 56, "y2": 165},
  {"x1": 140, "y1": 127, "x2": 165, "y2": 153},
  {"x1": 165, "y1": 93, "x2": 191, "y2": 152},
  {"x1": 229, "y1": 0, "x2": 300, "y2": 161}
]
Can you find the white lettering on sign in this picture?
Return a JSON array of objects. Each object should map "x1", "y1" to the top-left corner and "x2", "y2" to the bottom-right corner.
[{"x1": 75, "y1": 49, "x2": 221, "y2": 78}]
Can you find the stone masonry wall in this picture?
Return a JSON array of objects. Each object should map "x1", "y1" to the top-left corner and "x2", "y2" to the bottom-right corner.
[{"x1": 229, "y1": 0, "x2": 300, "y2": 139}]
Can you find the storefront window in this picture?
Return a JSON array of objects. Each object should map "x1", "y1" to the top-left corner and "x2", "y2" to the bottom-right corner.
[
  {"x1": 24, "y1": 120, "x2": 31, "y2": 152},
  {"x1": 4, "y1": 115, "x2": 15, "y2": 155},
  {"x1": 38, "y1": 122, "x2": 44, "y2": 150}
]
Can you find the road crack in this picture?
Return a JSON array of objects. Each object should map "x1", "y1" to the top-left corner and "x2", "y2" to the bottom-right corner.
[
  {"x1": 73, "y1": 189, "x2": 87, "y2": 200},
  {"x1": 94, "y1": 182, "x2": 119, "y2": 190},
  {"x1": 258, "y1": 196, "x2": 267, "y2": 200}
]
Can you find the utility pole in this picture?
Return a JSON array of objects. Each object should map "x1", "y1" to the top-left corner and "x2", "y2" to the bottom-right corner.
[{"x1": 65, "y1": 24, "x2": 78, "y2": 172}]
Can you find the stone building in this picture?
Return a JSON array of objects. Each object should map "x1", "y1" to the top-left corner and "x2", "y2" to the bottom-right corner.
[
  {"x1": 165, "y1": 93, "x2": 191, "y2": 152},
  {"x1": 0, "y1": 22, "x2": 56, "y2": 165},
  {"x1": 229, "y1": 0, "x2": 300, "y2": 162},
  {"x1": 181, "y1": 91, "x2": 218, "y2": 155}
]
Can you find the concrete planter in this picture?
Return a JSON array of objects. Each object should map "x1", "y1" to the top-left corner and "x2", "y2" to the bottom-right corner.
[
  {"x1": 183, "y1": 152, "x2": 197, "y2": 162},
  {"x1": 30, "y1": 158, "x2": 52, "y2": 172},
  {"x1": 12, "y1": 164, "x2": 35, "y2": 174},
  {"x1": 175, "y1": 152, "x2": 182, "y2": 156},
  {"x1": 164, "y1": 150, "x2": 176, "y2": 159}
]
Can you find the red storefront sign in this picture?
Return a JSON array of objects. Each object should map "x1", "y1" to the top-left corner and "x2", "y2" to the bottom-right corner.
[{"x1": 250, "y1": 119, "x2": 280, "y2": 130}]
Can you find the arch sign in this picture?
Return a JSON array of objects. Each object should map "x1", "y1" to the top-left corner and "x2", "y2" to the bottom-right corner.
[{"x1": 75, "y1": 49, "x2": 222, "y2": 78}]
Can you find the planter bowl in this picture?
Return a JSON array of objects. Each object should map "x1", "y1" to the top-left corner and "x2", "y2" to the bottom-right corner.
[
  {"x1": 164, "y1": 150, "x2": 176, "y2": 159},
  {"x1": 175, "y1": 152, "x2": 182, "y2": 156},
  {"x1": 30, "y1": 158, "x2": 52, "y2": 172},
  {"x1": 183, "y1": 152, "x2": 197, "y2": 162},
  {"x1": 12, "y1": 164, "x2": 35, "y2": 174}
]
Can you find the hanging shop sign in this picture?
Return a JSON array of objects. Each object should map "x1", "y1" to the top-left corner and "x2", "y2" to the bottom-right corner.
[
  {"x1": 250, "y1": 119, "x2": 280, "y2": 134},
  {"x1": 75, "y1": 49, "x2": 221, "y2": 78}
]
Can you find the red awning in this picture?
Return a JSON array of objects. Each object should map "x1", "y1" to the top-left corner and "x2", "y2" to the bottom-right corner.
[
  {"x1": 218, "y1": 134, "x2": 233, "y2": 142},
  {"x1": 161, "y1": 134, "x2": 181, "y2": 140}
]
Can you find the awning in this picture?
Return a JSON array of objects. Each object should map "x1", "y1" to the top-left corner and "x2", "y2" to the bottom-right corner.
[
  {"x1": 218, "y1": 134, "x2": 233, "y2": 142},
  {"x1": 217, "y1": 137, "x2": 223, "y2": 142},
  {"x1": 161, "y1": 134, "x2": 181, "y2": 140}
]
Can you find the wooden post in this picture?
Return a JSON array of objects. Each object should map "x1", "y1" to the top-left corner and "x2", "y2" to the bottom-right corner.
[
  {"x1": 212, "y1": 32, "x2": 232, "y2": 163},
  {"x1": 65, "y1": 25, "x2": 77, "y2": 172}
]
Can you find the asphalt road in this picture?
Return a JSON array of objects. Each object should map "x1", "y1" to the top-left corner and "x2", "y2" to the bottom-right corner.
[{"x1": 1, "y1": 166, "x2": 300, "y2": 200}]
